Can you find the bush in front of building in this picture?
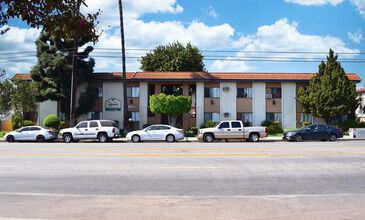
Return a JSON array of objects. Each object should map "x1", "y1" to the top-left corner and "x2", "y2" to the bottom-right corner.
[
  {"x1": 267, "y1": 124, "x2": 283, "y2": 134},
  {"x1": 20, "y1": 120, "x2": 34, "y2": 127},
  {"x1": 11, "y1": 113, "x2": 21, "y2": 130},
  {"x1": 43, "y1": 115, "x2": 61, "y2": 130},
  {"x1": 201, "y1": 120, "x2": 218, "y2": 128},
  {"x1": 189, "y1": 127, "x2": 198, "y2": 135},
  {"x1": 341, "y1": 119, "x2": 359, "y2": 132},
  {"x1": 0, "y1": 131, "x2": 9, "y2": 137},
  {"x1": 184, "y1": 130, "x2": 195, "y2": 137},
  {"x1": 302, "y1": 122, "x2": 310, "y2": 127},
  {"x1": 261, "y1": 120, "x2": 274, "y2": 127}
]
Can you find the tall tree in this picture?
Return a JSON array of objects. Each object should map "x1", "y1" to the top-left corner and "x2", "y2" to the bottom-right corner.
[
  {"x1": 30, "y1": 31, "x2": 97, "y2": 119},
  {"x1": 9, "y1": 78, "x2": 38, "y2": 127},
  {"x1": 0, "y1": 79, "x2": 12, "y2": 117},
  {"x1": 150, "y1": 93, "x2": 192, "y2": 127},
  {"x1": 296, "y1": 49, "x2": 359, "y2": 124},
  {"x1": 140, "y1": 42, "x2": 205, "y2": 72},
  {"x1": 0, "y1": 0, "x2": 101, "y2": 42}
]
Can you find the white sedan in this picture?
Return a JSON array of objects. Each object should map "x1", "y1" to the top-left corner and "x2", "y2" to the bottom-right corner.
[
  {"x1": 4, "y1": 126, "x2": 58, "y2": 142},
  {"x1": 126, "y1": 125, "x2": 184, "y2": 143}
]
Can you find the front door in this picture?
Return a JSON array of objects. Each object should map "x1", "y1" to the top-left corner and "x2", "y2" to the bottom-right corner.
[{"x1": 143, "y1": 126, "x2": 159, "y2": 140}]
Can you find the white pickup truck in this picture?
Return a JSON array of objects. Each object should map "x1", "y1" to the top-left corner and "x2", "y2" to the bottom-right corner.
[{"x1": 197, "y1": 120, "x2": 267, "y2": 142}]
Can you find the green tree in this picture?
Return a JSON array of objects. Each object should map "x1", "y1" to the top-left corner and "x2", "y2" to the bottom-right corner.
[
  {"x1": 10, "y1": 78, "x2": 38, "y2": 127},
  {"x1": 149, "y1": 93, "x2": 192, "y2": 127},
  {"x1": 140, "y1": 41, "x2": 206, "y2": 72},
  {"x1": 296, "y1": 49, "x2": 358, "y2": 124},
  {"x1": 30, "y1": 31, "x2": 97, "y2": 118},
  {"x1": 0, "y1": 0, "x2": 101, "y2": 42},
  {"x1": 0, "y1": 79, "x2": 12, "y2": 117}
]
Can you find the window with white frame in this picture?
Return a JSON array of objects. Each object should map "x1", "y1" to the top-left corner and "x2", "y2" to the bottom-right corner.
[
  {"x1": 204, "y1": 112, "x2": 220, "y2": 122},
  {"x1": 300, "y1": 113, "x2": 312, "y2": 123},
  {"x1": 204, "y1": 87, "x2": 220, "y2": 98},
  {"x1": 88, "y1": 112, "x2": 102, "y2": 120},
  {"x1": 128, "y1": 112, "x2": 140, "y2": 122},
  {"x1": 127, "y1": 87, "x2": 140, "y2": 98},
  {"x1": 266, "y1": 113, "x2": 282, "y2": 123},
  {"x1": 237, "y1": 88, "x2": 252, "y2": 98},
  {"x1": 240, "y1": 112, "x2": 253, "y2": 123},
  {"x1": 96, "y1": 87, "x2": 103, "y2": 98}
]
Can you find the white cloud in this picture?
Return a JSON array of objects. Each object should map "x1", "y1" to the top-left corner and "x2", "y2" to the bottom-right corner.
[
  {"x1": 0, "y1": 26, "x2": 40, "y2": 77},
  {"x1": 210, "y1": 58, "x2": 255, "y2": 72},
  {"x1": 205, "y1": 6, "x2": 218, "y2": 18},
  {"x1": 350, "y1": 0, "x2": 365, "y2": 19},
  {"x1": 283, "y1": 0, "x2": 344, "y2": 6},
  {"x1": 348, "y1": 28, "x2": 363, "y2": 43},
  {"x1": 209, "y1": 18, "x2": 360, "y2": 72}
]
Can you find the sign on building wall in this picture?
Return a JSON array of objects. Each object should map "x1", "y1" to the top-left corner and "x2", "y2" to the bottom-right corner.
[{"x1": 105, "y1": 98, "x2": 121, "y2": 111}]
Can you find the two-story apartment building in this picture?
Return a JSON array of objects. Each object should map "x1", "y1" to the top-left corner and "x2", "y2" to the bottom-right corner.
[{"x1": 13, "y1": 72, "x2": 361, "y2": 131}]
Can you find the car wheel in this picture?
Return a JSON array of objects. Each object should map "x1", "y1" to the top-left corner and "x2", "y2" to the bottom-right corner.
[
  {"x1": 328, "y1": 133, "x2": 337, "y2": 141},
  {"x1": 166, "y1": 134, "x2": 175, "y2": 143},
  {"x1": 132, "y1": 135, "x2": 140, "y2": 143},
  {"x1": 36, "y1": 135, "x2": 45, "y2": 142},
  {"x1": 6, "y1": 135, "x2": 14, "y2": 143},
  {"x1": 203, "y1": 133, "x2": 214, "y2": 142},
  {"x1": 294, "y1": 134, "x2": 303, "y2": 142},
  {"x1": 98, "y1": 133, "x2": 108, "y2": 143},
  {"x1": 249, "y1": 133, "x2": 260, "y2": 142},
  {"x1": 63, "y1": 133, "x2": 73, "y2": 143}
]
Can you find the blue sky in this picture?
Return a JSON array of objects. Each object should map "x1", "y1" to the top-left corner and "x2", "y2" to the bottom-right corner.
[{"x1": 0, "y1": 0, "x2": 364, "y2": 86}]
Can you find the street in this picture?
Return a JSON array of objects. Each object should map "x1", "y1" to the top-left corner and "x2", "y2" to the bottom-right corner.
[{"x1": 0, "y1": 140, "x2": 365, "y2": 219}]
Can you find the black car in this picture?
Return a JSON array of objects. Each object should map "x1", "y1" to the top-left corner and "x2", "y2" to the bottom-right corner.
[{"x1": 283, "y1": 124, "x2": 343, "y2": 142}]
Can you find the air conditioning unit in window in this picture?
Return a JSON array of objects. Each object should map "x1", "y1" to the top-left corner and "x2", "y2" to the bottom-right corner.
[
  {"x1": 223, "y1": 87, "x2": 229, "y2": 91},
  {"x1": 265, "y1": 94, "x2": 272, "y2": 98},
  {"x1": 224, "y1": 112, "x2": 229, "y2": 117}
]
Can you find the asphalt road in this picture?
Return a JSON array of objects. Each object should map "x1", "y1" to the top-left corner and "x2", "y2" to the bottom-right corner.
[{"x1": 0, "y1": 140, "x2": 365, "y2": 219}]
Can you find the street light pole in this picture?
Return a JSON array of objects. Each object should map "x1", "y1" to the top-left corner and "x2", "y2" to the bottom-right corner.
[
  {"x1": 69, "y1": 0, "x2": 81, "y2": 127},
  {"x1": 118, "y1": 0, "x2": 130, "y2": 132}
]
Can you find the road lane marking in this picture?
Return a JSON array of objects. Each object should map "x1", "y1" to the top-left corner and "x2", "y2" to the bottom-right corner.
[
  {"x1": 2, "y1": 146, "x2": 365, "y2": 151},
  {"x1": 0, "y1": 152, "x2": 365, "y2": 157},
  {"x1": 160, "y1": 167, "x2": 223, "y2": 169}
]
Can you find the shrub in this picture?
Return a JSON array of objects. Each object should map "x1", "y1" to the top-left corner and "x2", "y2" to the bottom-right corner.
[
  {"x1": 204, "y1": 120, "x2": 218, "y2": 128},
  {"x1": 358, "y1": 122, "x2": 365, "y2": 128},
  {"x1": 189, "y1": 127, "x2": 198, "y2": 135},
  {"x1": 242, "y1": 121, "x2": 250, "y2": 127},
  {"x1": 11, "y1": 114, "x2": 21, "y2": 130},
  {"x1": 267, "y1": 124, "x2": 283, "y2": 133},
  {"x1": 184, "y1": 130, "x2": 195, "y2": 137},
  {"x1": 302, "y1": 122, "x2": 310, "y2": 127},
  {"x1": 341, "y1": 119, "x2": 359, "y2": 132},
  {"x1": 18, "y1": 120, "x2": 34, "y2": 128},
  {"x1": 59, "y1": 121, "x2": 69, "y2": 130},
  {"x1": 261, "y1": 120, "x2": 274, "y2": 127},
  {"x1": 43, "y1": 115, "x2": 61, "y2": 130},
  {"x1": 0, "y1": 131, "x2": 9, "y2": 137}
]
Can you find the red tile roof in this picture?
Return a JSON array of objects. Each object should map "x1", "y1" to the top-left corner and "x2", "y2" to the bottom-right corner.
[
  {"x1": 12, "y1": 73, "x2": 32, "y2": 81},
  {"x1": 13, "y1": 72, "x2": 361, "y2": 83},
  {"x1": 88, "y1": 72, "x2": 362, "y2": 82}
]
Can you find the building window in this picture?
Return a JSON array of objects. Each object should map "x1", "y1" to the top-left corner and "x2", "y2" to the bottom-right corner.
[
  {"x1": 204, "y1": 112, "x2": 220, "y2": 122},
  {"x1": 96, "y1": 87, "x2": 103, "y2": 98},
  {"x1": 271, "y1": 88, "x2": 281, "y2": 98},
  {"x1": 299, "y1": 113, "x2": 312, "y2": 123},
  {"x1": 128, "y1": 112, "x2": 140, "y2": 122},
  {"x1": 204, "y1": 87, "x2": 220, "y2": 98},
  {"x1": 89, "y1": 112, "x2": 102, "y2": 120},
  {"x1": 127, "y1": 87, "x2": 140, "y2": 98},
  {"x1": 237, "y1": 88, "x2": 252, "y2": 98},
  {"x1": 266, "y1": 113, "x2": 282, "y2": 123},
  {"x1": 239, "y1": 112, "x2": 253, "y2": 124}
]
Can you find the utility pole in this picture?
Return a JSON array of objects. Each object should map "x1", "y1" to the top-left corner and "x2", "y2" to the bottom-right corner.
[
  {"x1": 69, "y1": 0, "x2": 81, "y2": 127},
  {"x1": 118, "y1": 0, "x2": 130, "y2": 132}
]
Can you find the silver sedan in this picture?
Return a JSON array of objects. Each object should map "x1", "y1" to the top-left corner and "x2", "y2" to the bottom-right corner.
[
  {"x1": 126, "y1": 125, "x2": 185, "y2": 143},
  {"x1": 4, "y1": 126, "x2": 58, "y2": 142}
]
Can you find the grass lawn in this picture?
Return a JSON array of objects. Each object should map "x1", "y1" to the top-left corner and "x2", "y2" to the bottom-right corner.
[{"x1": 268, "y1": 133, "x2": 283, "y2": 137}]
